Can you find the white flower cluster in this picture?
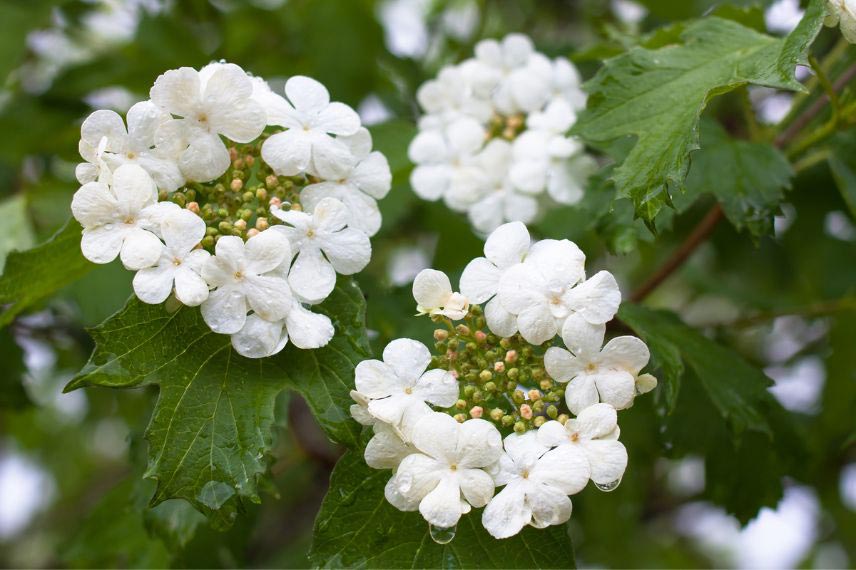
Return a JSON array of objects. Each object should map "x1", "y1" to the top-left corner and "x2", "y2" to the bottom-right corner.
[
  {"x1": 825, "y1": 0, "x2": 856, "y2": 42},
  {"x1": 71, "y1": 62, "x2": 392, "y2": 359},
  {"x1": 408, "y1": 33, "x2": 595, "y2": 234},
  {"x1": 350, "y1": 221, "x2": 657, "y2": 540}
]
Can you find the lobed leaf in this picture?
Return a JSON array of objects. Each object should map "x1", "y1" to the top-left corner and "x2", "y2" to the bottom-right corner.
[
  {"x1": 572, "y1": 1, "x2": 825, "y2": 224},
  {"x1": 0, "y1": 219, "x2": 93, "y2": 326},
  {"x1": 66, "y1": 277, "x2": 369, "y2": 525}
]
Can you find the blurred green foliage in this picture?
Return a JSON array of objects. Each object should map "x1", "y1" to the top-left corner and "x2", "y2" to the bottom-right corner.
[{"x1": 0, "y1": 0, "x2": 854, "y2": 568}]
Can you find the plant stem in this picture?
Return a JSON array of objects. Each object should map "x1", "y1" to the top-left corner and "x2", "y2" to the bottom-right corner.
[{"x1": 630, "y1": 62, "x2": 856, "y2": 303}]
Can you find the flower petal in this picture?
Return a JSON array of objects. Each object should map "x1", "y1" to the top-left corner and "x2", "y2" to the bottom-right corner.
[
  {"x1": 537, "y1": 420, "x2": 572, "y2": 448},
  {"x1": 482, "y1": 481, "x2": 531, "y2": 539},
  {"x1": 288, "y1": 246, "x2": 336, "y2": 304},
  {"x1": 564, "y1": 375, "x2": 599, "y2": 415},
  {"x1": 179, "y1": 130, "x2": 230, "y2": 182},
  {"x1": 457, "y1": 419, "x2": 503, "y2": 468},
  {"x1": 245, "y1": 228, "x2": 291, "y2": 275},
  {"x1": 285, "y1": 302, "x2": 334, "y2": 349},
  {"x1": 573, "y1": 403, "x2": 619, "y2": 440},
  {"x1": 544, "y1": 347, "x2": 582, "y2": 383},
  {"x1": 309, "y1": 133, "x2": 356, "y2": 179},
  {"x1": 354, "y1": 360, "x2": 399, "y2": 399},
  {"x1": 560, "y1": 313, "x2": 605, "y2": 358},
  {"x1": 262, "y1": 129, "x2": 312, "y2": 176},
  {"x1": 599, "y1": 336, "x2": 650, "y2": 375},
  {"x1": 71, "y1": 182, "x2": 118, "y2": 227},
  {"x1": 201, "y1": 285, "x2": 247, "y2": 334},
  {"x1": 411, "y1": 412, "x2": 459, "y2": 464},
  {"x1": 412, "y1": 369, "x2": 459, "y2": 409},
  {"x1": 230, "y1": 314, "x2": 286, "y2": 358},
  {"x1": 132, "y1": 262, "x2": 175, "y2": 304},
  {"x1": 459, "y1": 257, "x2": 500, "y2": 304},
  {"x1": 351, "y1": 152, "x2": 391, "y2": 199},
  {"x1": 285, "y1": 75, "x2": 330, "y2": 114},
  {"x1": 527, "y1": 483, "x2": 573, "y2": 529},
  {"x1": 161, "y1": 209, "x2": 205, "y2": 254},
  {"x1": 516, "y1": 303, "x2": 558, "y2": 345},
  {"x1": 111, "y1": 163, "x2": 157, "y2": 213},
  {"x1": 419, "y1": 476, "x2": 464, "y2": 528},
  {"x1": 382, "y1": 338, "x2": 432, "y2": 384},
  {"x1": 458, "y1": 468, "x2": 495, "y2": 508},
  {"x1": 314, "y1": 102, "x2": 361, "y2": 136},
  {"x1": 484, "y1": 296, "x2": 519, "y2": 338},
  {"x1": 80, "y1": 225, "x2": 124, "y2": 264},
  {"x1": 484, "y1": 221, "x2": 530, "y2": 268},
  {"x1": 120, "y1": 228, "x2": 163, "y2": 270},
  {"x1": 531, "y1": 445, "x2": 589, "y2": 495},
  {"x1": 243, "y1": 274, "x2": 293, "y2": 322},
  {"x1": 412, "y1": 269, "x2": 452, "y2": 311},
  {"x1": 365, "y1": 424, "x2": 411, "y2": 470},
  {"x1": 565, "y1": 271, "x2": 621, "y2": 325},
  {"x1": 592, "y1": 370, "x2": 636, "y2": 410},
  {"x1": 174, "y1": 265, "x2": 210, "y2": 306},
  {"x1": 150, "y1": 67, "x2": 202, "y2": 117},
  {"x1": 581, "y1": 439, "x2": 627, "y2": 486}
]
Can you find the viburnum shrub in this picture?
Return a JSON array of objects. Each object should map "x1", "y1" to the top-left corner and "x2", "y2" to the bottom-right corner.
[{"x1": 3, "y1": 0, "x2": 856, "y2": 567}]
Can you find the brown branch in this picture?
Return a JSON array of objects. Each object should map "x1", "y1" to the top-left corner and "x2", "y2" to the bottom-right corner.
[
  {"x1": 629, "y1": 204, "x2": 724, "y2": 303},
  {"x1": 629, "y1": 62, "x2": 856, "y2": 303}
]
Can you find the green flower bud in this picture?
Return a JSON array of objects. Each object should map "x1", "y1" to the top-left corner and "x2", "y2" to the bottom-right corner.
[
  {"x1": 472, "y1": 390, "x2": 484, "y2": 403},
  {"x1": 456, "y1": 324, "x2": 471, "y2": 336},
  {"x1": 507, "y1": 368, "x2": 519, "y2": 381},
  {"x1": 547, "y1": 405, "x2": 559, "y2": 419},
  {"x1": 557, "y1": 414, "x2": 570, "y2": 425},
  {"x1": 434, "y1": 329, "x2": 449, "y2": 342},
  {"x1": 499, "y1": 338, "x2": 512, "y2": 349},
  {"x1": 513, "y1": 421, "x2": 526, "y2": 434},
  {"x1": 540, "y1": 379, "x2": 553, "y2": 391},
  {"x1": 533, "y1": 416, "x2": 546, "y2": 428},
  {"x1": 501, "y1": 415, "x2": 514, "y2": 427},
  {"x1": 218, "y1": 221, "x2": 233, "y2": 233},
  {"x1": 484, "y1": 381, "x2": 497, "y2": 393},
  {"x1": 512, "y1": 390, "x2": 525, "y2": 405},
  {"x1": 455, "y1": 399, "x2": 467, "y2": 410},
  {"x1": 454, "y1": 413, "x2": 467, "y2": 423},
  {"x1": 242, "y1": 191, "x2": 254, "y2": 202},
  {"x1": 205, "y1": 227, "x2": 218, "y2": 237},
  {"x1": 463, "y1": 385, "x2": 476, "y2": 398},
  {"x1": 490, "y1": 408, "x2": 504, "y2": 422},
  {"x1": 201, "y1": 236, "x2": 215, "y2": 249},
  {"x1": 479, "y1": 370, "x2": 492, "y2": 382}
]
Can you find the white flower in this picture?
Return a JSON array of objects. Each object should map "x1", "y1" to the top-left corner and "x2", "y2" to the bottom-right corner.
[
  {"x1": 200, "y1": 229, "x2": 293, "y2": 335},
  {"x1": 349, "y1": 389, "x2": 375, "y2": 426},
  {"x1": 300, "y1": 128, "x2": 392, "y2": 237},
  {"x1": 71, "y1": 163, "x2": 170, "y2": 270},
  {"x1": 132, "y1": 209, "x2": 209, "y2": 306},
  {"x1": 261, "y1": 75, "x2": 361, "y2": 179},
  {"x1": 460, "y1": 221, "x2": 530, "y2": 337},
  {"x1": 481, "y1": 430, "x2": 588, "y2": 539},
  {"x1": 354, "y1": 338, "x2": 459, "y2": 427},
  {"x1": 77, "y1": 101, "x2": 184, "y2": 190},
  {"x1": 826, "y1": 0, "x2": 856, "y2": 43},
  {"x1": 412, "y1": 269, "x2": 469, "y2": 320},
  {"x1": 544, "y1": 314, "x2": 656, "y2": 414},
  {"x1": 386, "y1": 412, "x2": 502, "y2": 528},
  {"x1": 408, "y1": 117, "x2": 485, "y2": 207},
  {"x1": 364, "y1": 405, "x2": 430, "y2": 471},
  {"x1": 537, "y1": 403, "x2": 628, "y2": 488},
  {"x1": 464, "y1": 139, "x2": 539, "y2": 234},
  {"x1": 150, "y1": 63, "x2": 266, "y2": 181},
  {"x1": 228, "y1": 298, "x2": 334, "y2": 358},
  {"x1": 497, "y1": 239, "x2": 621, "y2": 345},
  {"x1": 415, "y1": 62, "x2": 494, "y2": 127},
  {"x1": 510, "y1": 99, "x2": 592, "y2": 205},
  {"x1": 549, "y1": 58, "x2": 587, "y2": 111},
  {"x1": 271, "y1": 197, "x2": 371, "y2": 305},
  {"x1": 474, "y1": 34, "x2": 551, "y2": 114}
]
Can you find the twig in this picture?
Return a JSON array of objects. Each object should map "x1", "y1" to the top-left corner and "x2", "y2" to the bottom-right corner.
[
  {"x1": 629, "y1": 204, "x2": 724, "y2": 303},
  {"x1": 629, "y1": 62, "x2": 856, "y2": 303}
]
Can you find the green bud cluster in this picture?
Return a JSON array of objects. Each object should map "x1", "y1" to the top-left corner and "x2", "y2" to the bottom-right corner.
[
  {"x1": 158, "y1": 135, "x2": 306, "y2": 252},
  {"x1": 430, "y1": 305, "x2": 569, "y2": 435},
  {"x1": 487, "y1": 112, "x2": 526, "y2": 142}
]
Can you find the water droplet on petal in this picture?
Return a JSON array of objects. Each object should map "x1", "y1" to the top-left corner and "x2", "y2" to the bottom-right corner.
[
  {"x1": 595, "y1": 477, "x2": 622, "y2": 492},
  {"x1": 429, "y1": 524, "x2": 457, "y2": 544},
  {"x1": 105, "y1": 223, "x2": 115, "y2": 231},
  {"x1": 397, "y1": 472, "x2": 413, "y2": 494}
]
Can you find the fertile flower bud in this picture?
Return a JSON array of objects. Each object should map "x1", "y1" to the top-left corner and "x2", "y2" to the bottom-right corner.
[
  {"x1": 479, "y1": 370, "x2": 492, "y2": 382},
  {"x1": 454, "y1": 413, "x2": 467, "y2": 423},
  {"x1": 469, "y1": 406, "x2": 483, "y2": 419},
  {"x1": 519, "y1": 404, "x2": 533, "y2": 420},
  {"x1": 474, "y1": 330, "x2": 487, "y2": 343},
  {"x1": 434, "y1": 329, "x2": 449, "y2": 341},
  {"x1": 533, "y1": 416, "x2": 546, "y2": 428},
  {"x1": 456, "y1": 324, "x2": 471, "y2": 336},
  {"x1": 494, "y1": 361, "x2": 505, "y2": 373},
  {"x1": 504, "y1": 350, "x2": 518, "y2": 363},
  {"x1": 489, "y1": 408, "x2": 504, "y2": 421}
]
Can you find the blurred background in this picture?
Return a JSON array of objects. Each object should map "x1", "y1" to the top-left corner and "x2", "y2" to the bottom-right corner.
[{"x1": 0, "y1": 0, "x2": 854, "y2": 567}]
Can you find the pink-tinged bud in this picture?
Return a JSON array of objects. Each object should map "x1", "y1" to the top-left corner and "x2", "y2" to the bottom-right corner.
[
  {"x1": 527, "y1": 389, "x2": 541, "y2": 401},
  {"x1": 469, "y1": 406, "x2": 484, "y2": 419},
  {"x1": 474, "y1": 330, "x2": 487, "y2": 343},
  {"x1": 450, "y1": 370, "x2": 459, "y2": 379},
  {"x1": 247, "y1": 228, "x2": 260, "y2": 238},
  {"x1": 494, "y1": 361, "x2": 505, "y2": 373},
  {"x1": 520, "y1": 404, "x2": 533, "y2": 420},
  {"x1": 434, "y1": 329, "x2": 449, "y2": 341},
  {"x1": 505, "y1": 350, "x2": 518, "y2": 363},
  {"x1": 455, "y1": 324, "x2": 471, "y2": 336},
  {"x1": 186, "y1": 201, "x2": 200, "y2": 214},
  {"x1": 446, "y1": 350, "x2": 458, "y2": 361},
  {"x1": 255, "y1": 217, "x2": 269, "y2": 231},
  {"x1": 244, "y1": 155, "x2": 255, "y2": 166},
  {"x1": 269, "y1": 197, "x2": 282, "y2": 208},
  {"x1": 229, "y1": 147, "x2": 239, "y2": 161},
  {"x1": 233, "y1": 219, "x2": 247, "y2": 231},
  {"x1": 230, "y1": 178, "x2": 243, "y2": 191}
]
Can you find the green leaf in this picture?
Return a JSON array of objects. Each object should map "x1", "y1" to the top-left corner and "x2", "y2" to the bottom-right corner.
[
  {"x1": 828, "y1": 132, "x2": 856, "y2": 220},
  {"x1": 618, "y1": 304, "x2": 805, "y2": 522},
  {"x1": 0, "y1": 327, "x2": 31, "y2": 408},
  {"x1": 66, "y1": 278, "x2": 369, "y2": 525},
  {"x1": 618, "y1": 303, "x2": 774, "y2": 432},
  {"x1": 309, "y1": 449, "x2": 576, "y2": 569},
  {"x1": 0, "y1": 194, "x2": 35, "y2": 271},
  {"x1": 684, "y1": 121, "x2": 793, "y2": 237},
  {"x1": 62, "y1": 479, "x2": 171, "y2": 569},
  {"x1": 0, "y1": 219, "x2": 93, "y2": 326},
  {"x1": 573, "y1": 1, "x2": 825, "y2": 223}
]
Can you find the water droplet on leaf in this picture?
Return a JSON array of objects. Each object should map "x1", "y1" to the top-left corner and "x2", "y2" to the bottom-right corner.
[{"x1": 429, "y1": 524, "x2": 457, "y2": 544}]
